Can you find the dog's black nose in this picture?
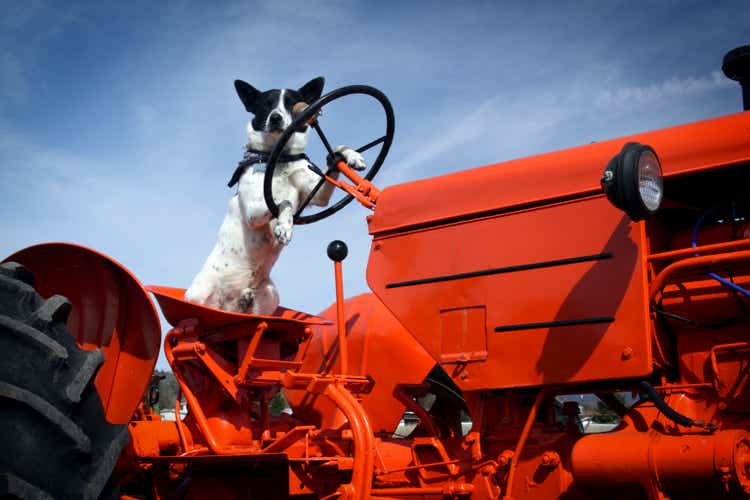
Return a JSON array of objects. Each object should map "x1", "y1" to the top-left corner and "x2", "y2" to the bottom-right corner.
[{"x1": 269, "y1": 113, "x2": 284, "y2": 128}]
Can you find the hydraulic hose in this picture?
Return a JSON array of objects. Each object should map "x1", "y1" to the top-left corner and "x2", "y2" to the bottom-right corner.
[
  {"x1": 638, "y1": 381, "x2": 715, "y2": 430},
  {"x1": 692, "y1": 207, "x2": 750, "y2": 298}
]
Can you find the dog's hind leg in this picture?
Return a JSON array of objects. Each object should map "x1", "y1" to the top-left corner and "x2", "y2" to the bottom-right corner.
[
  {"x1": 250, "y1": 279, "x2": 280, "y2": 316},
  {"x1": 185, "y1": 274, "x2": 222, "y2": 308}
]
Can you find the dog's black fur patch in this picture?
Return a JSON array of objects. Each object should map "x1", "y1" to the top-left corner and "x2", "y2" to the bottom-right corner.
[{"x1": 234, "y1": 77, "x2": 325, "y2": 132}]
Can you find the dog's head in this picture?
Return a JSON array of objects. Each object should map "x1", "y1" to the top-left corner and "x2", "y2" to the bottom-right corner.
[{"x1": 234, "y1": 77, "x2": 325, "y2": 154}]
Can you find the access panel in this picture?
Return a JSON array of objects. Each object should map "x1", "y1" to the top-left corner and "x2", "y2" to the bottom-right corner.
[{"x1": 367, "y1": 195, "x2": 651, "y2": 391}]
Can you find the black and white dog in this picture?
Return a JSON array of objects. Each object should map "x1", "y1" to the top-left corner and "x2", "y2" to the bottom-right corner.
[{"x1": 185, "y1": 77, "x2": 365, "y2": 314}]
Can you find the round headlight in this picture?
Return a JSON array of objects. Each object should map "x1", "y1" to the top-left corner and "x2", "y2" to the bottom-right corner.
[
  {"x1": 637, "y1": 148, "x2": 663, "y2": 212},
  {"x1": 600, "y1": 142, "x2": 663, "y2": 221}
]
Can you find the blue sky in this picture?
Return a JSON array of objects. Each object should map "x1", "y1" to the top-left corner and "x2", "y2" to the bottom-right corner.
[{"x1": 2, "y1": 1, "x2": 749, "y2": 367}]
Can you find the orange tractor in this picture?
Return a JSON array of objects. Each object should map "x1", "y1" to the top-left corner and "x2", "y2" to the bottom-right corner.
[{"x1": 3, "y1": 46, "x2": 750, "y2": 500}]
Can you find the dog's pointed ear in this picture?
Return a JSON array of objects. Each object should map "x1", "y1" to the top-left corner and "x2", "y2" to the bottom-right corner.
[
  {"x1": 234, "y1": 80, "x2": 260, "y2": 113},
  {"x1": 298, "y1": 77, "x2": 325, "y2": 103}
]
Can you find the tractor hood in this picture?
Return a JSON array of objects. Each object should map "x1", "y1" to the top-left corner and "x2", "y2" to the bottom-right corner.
[
  {"x1": 368, "y1": 111, "x2": 750, "y2": 236},
  {"x1": 366, "y1": 110, "x2": 750, "y2": 392}
]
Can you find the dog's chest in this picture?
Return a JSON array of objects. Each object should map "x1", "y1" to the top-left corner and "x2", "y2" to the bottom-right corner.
[{"x1": 237, "y1": 160, "x2": 308, "y2": 202}]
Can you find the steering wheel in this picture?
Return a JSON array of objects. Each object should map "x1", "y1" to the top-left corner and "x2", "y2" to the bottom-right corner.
[{"x1": 264, "y1": 85, "x2": 395, "y2": 225}]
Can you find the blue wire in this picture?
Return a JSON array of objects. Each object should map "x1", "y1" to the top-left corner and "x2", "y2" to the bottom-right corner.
[{"x1": 692, "y1": 207, "x2": 750, "y2": 298}]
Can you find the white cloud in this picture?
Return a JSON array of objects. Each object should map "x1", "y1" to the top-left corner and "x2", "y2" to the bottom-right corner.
[
  {"x1": 394, "y1": 96, "x2": 502, "y2": 174},
  {"x1": 595, "y1": 70, "x2": 732, "y2": 110},
  {"x1": 380, "y1": 63, "x2": 739, "y2": 188}
]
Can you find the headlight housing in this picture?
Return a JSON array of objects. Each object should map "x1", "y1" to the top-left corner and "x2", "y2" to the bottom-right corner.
[{"x1": 600, "y1": 142, "x2": 663, "y2": 221}]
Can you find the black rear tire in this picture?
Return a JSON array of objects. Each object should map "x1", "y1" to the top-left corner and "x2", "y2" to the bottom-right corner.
[{"x1": 0, "y1": 262, "x2": 129, "y2": 499}]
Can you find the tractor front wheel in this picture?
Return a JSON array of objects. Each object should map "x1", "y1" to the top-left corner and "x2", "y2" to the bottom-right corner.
[{"x1": 0, "y1": 262, "x2": 129, "y2": 499}]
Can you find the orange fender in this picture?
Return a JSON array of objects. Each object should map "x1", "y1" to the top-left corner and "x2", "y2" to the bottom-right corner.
[{"x1": 4, "y1": 243, "x2": 161, "y2": 424}]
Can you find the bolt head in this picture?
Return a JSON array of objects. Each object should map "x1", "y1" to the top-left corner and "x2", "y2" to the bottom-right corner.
[
  {"x1": 541, "y1": 451, "x2": 561, "y2": 467},
  {"x1": 498, "y1": 450, "x2": 514, "y2": 467}
]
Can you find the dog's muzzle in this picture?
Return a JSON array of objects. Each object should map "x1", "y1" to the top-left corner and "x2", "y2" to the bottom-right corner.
[{"x1": 268, "y1": 113, "x2": 284, "y2": 131}]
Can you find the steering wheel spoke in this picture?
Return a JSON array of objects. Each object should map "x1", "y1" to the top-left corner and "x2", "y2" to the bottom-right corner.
[
  {"x1": 264, "y1": 85, "x2": 395, "y2": 225},
  {"x1": 307, "y1": 161, "x2": 326, "y2": 178},
  {"x1": 356, "y1": 135, "x2": 387, "y2": 154},
  {"x1": 312, "y1": 122, "x2": 335, "y2": 157},
  {"x1": 295, "y1": 176, "x2": 328, "y2": 219}
]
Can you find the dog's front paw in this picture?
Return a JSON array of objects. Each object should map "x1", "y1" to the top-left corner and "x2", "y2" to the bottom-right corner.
[
  {"x1": 273, "y1": 220, "x2": 293, "y2": 245},
  {"x1": 335, "y1": 145, "x2": 366, "y2": 171}
]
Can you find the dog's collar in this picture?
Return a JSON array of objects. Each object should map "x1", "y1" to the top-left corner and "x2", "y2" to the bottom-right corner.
[{"x1": 228, "y1": 148, "x2": 308, "y2": 188}]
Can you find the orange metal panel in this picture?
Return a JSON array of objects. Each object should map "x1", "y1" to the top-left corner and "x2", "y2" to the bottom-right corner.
[
  {"x1": 439, "y1": 306, "x2": 487, "y2": 363},
  {"x1": 285, "y1": 293, "x2": 436, "y2": 434},
  {"x1": 367, "y1": 196, "x2": 651, "y2": 390},
  {"x1": 368, "y1": 111, "x2": 750, "y2": 235},
  {"x1": 3, "y1": 243, "x2": 161, "y2": 424}
]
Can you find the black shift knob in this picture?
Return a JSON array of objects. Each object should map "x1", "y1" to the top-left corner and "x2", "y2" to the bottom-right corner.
[{"x1": 327, "y1": 240, "x2": 348, "y2": 262}]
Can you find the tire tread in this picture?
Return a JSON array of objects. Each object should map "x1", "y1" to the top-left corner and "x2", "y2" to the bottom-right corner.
[
  {"x1": 0, "y1": 472, "x2": 54, "y2": 500},
  {"x1": 0, "y1": 262, "x2": 128, "y2": 499}
]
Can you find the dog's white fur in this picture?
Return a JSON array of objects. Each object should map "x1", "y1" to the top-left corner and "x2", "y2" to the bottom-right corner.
[{"x1": 185, "y1": 90, "x2": 364, "y2": 315}]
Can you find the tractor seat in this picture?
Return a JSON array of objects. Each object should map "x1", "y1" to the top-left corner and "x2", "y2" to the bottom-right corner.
[{"x1": 147, "y1": 285, "x2": 330, "y2": 331}]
